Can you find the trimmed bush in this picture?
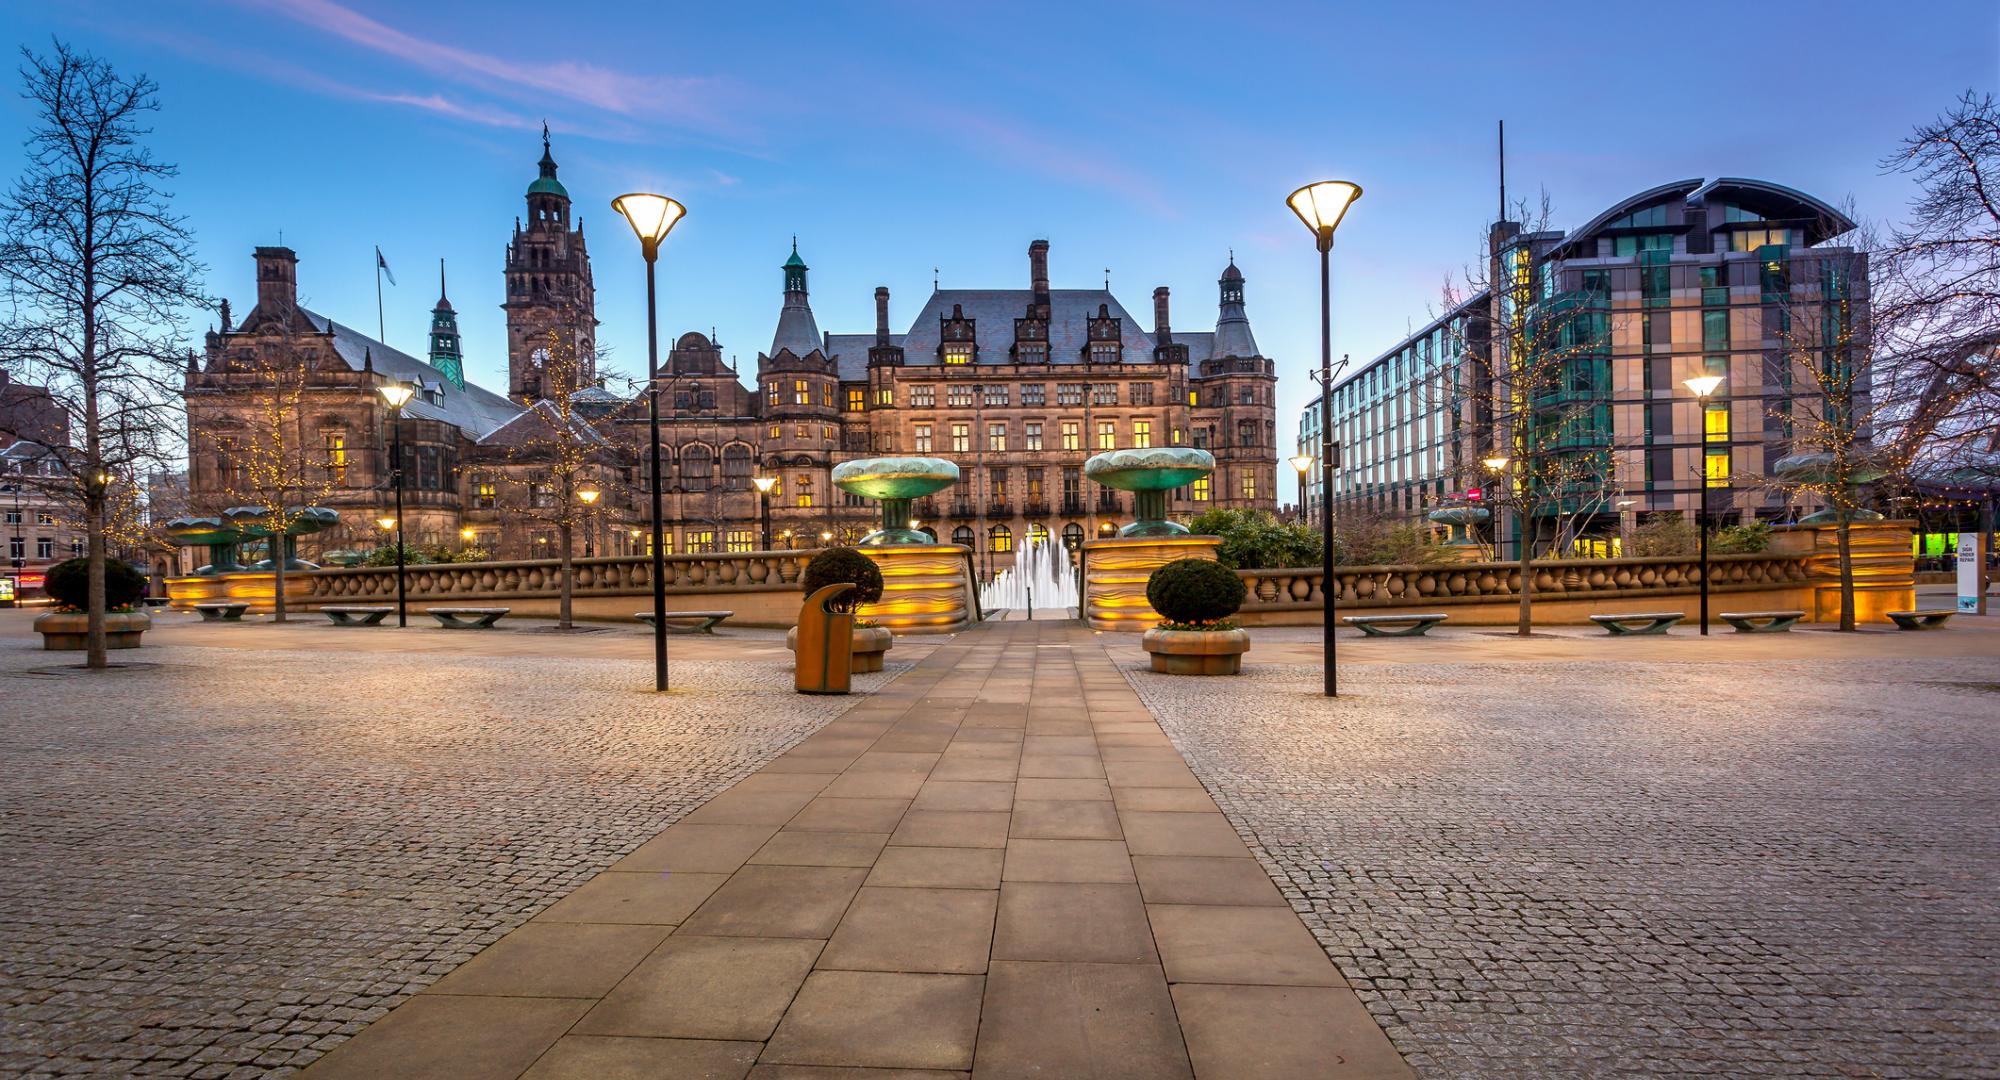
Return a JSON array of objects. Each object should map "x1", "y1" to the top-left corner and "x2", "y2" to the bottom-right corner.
[
  {"x1": 802, "y1": 547, "x2": 884, "y2": 613},
  {"x1": 1712, "y1": 521, "x2": 1773, "y2": 554},
  {"x1": 43, "y1": 557, "x2": 148, "y2": 612},
  {"x1": 1146, "y1": 557, "x2": 1246, "y2": 626}
]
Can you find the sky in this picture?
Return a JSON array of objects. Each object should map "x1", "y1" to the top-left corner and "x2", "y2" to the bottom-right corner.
[{"x1": 3, "y1": 0, "x2": 1994, "y2": 448}]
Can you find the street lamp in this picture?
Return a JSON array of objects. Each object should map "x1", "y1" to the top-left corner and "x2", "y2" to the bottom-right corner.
[
  {"x1": 577, "y1": 482, "x2": 601, "y2": 558},
  {"x1": 1483, "y1": 456, "x2": 1512, "y2": 559},
  {"x1": 612, "y1": 191, "x2": 687, "y2": 692},
  {"x1": 1288, "y1": 179, "x2": 1362, "y2": 698},
  {"x1": 1288, "y1": 454, "x2": 1315, "y2": 525},
  {"x1": 459, "y1": 525, "x2": 477, "y2": 551},
  {"x1": 752, "y1": 475, "x2": 776, "y2": 549},
  {"x1": 376, "y1": 381, "x2": 414, "y2": 627},
  {"x1": 1684, "y1": 374, "x2": 1725, "y2": 635}
]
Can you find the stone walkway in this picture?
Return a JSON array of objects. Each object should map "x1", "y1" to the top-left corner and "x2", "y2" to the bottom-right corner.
[{"x1": 299, "y1": 620, "x2": 1411, "y2": 1079}]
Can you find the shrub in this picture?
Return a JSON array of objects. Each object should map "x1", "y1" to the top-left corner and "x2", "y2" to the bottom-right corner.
[
  {"x1": 1186, "y1": 508, "x2": 1321, "y2": 570},
  {"x1": 43, "y1": 557, "x2": 148, "y2": 612},
  {"x1": 1354, "y1": 522, "x2": 1458, "y2": 566},
  {"x1": 1146, "y1": 557, "x2": 1246, "y2": 627},
  {"x1": 802, "y1": 547, "x2": 884, "y2": 613},
  {"x1": 1627, "y1": 515, "x2": 1697, "y2": 557},
  {"x1": 362, "y1": 544, "x2": 435, "y2": 567},
  {"x1": 1711, "y1": 521, "x2": 1773, "y2": 554}
]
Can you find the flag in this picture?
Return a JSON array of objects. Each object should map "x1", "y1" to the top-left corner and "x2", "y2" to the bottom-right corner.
[{"x1": 375, "y1": 246, "x2": 397, "y2": 286}]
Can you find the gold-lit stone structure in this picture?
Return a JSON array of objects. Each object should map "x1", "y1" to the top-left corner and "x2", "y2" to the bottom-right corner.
[
  {"x1": 1081, "y1": 534, "x2": 1222, "y2": 631},
  {"x1": 855, "y1": 544, "x2": 979, "y2": 633},
  {"x1": 1796, "y1": 521, "x2": 1916, "y2": 623}
]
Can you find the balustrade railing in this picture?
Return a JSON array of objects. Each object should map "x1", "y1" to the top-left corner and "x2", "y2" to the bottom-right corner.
[
  {"x1": 304, "y1": 551, "x2": 817, "y2": 602},
  {"x1": 1237, "y1": 552, "x2": 1815, "y2": 612}
]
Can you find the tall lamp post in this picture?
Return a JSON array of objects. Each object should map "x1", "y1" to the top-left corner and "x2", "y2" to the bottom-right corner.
[
  {"x1": 1684, "y1": 374, "x2": 1725, "y2": 635},
  {"x1": 376, "y1": 381, "x2": 415, "y2": 627},
  {"x1": 1289, "y1": 454, "x2": 1315, "y2": 525},
  {"x1": 1288, "y1": 179, "x2": 1362, "y2": 698},
  {"x1": 577, "y1": 481, "x2": 601, "y2": 558},
  {"x1": 611, "y1": 192, "x2": 687, "y2": 692},
  {"x1": 1483, "y1": 455, "x2": 1513, "y2": 562},
  {"x1": 752, "y1": 475, "x2": 776, "y2": 550}
]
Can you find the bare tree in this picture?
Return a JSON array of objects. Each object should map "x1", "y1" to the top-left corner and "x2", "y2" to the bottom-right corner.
[
  {"x1": 1434, "y1": 194, "x2": 1623, "y2": 635},
  {"x1": 214, "y1": 346, "x2": 339, "y2": 622},
  {"x1": 0, "y1": 42, "x2": 205, "y2": 667}
]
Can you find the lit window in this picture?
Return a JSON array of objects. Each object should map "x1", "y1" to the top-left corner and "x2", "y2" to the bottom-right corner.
[
  {"x1": 1704, "y1": 405, "x2": 1729, "y2": 442},
  {"x1": 1097, "y1": 421, "x2": 1116, "y2": 450},
  {"x1": 944, "y1": 342, "x2": 974, "y2": 365},
  {"x1": 1192, "y1": 476, "x2": 1211, "y2": 502},
  {"x1": 847, "y1": 388, "x2": 865, "y2": 412},
  {"x1": 726, "y1": 529, "x2": 754, "y2": 553},
  {"x1": 474, "y1": 478, "x2": 497, "y2": 508},
  {"x1": 795, "y1": 475, "x2": 814, "y2": 508},
  {"x1": 874, "y1": 387, "x2": 893, "y2": 406},
  {"x1": 686, "y1": 529, "x2": 715, "y2": 553},
  {"x1": 769, "y1": 424, "x2": 781, "y2": 439},
  {"x1": 793, "y1": 379, "x2": 809, "y2": 405},
  {"x1": 821, "y1": 383, "x2": 833, "y2": 407},
  {"x1": 1028, "y1": 522, "x2": 1049, "y2": 546},
  {"x1": 1241, "y1": 472, "x2": 1256, "y2": 500},
  {"x1": 990, "y1": 524, "x2": 1012, "y2": 553},
  {"x1": 988, "y1": 423, "x2": 1007, "y2": 452},
  {"x1": 1061, "y1": 422, "x2": 1080, "y2": 451},
  {"x1": 951, "y1": 423, "x2": 970, "y2": 453},
  {"x1": 1133, "y1": 420, "x2": 1152, "y2": 449},
  {"x1": 1187, "y1": 389, "x2": 1197, "y2": 406},
  {"x1": 1025, "y1": 422, "x2": 1043, "y2": 451},
  {"x1": 321, "y1": 431, "x2": 347, "y2": 483},
  {"x1": 914, "y1": 424, "x2": 933, "y2": 453},
  {"x1": 1705, "y1": 450, "x2": 1730, "y2": 486}
]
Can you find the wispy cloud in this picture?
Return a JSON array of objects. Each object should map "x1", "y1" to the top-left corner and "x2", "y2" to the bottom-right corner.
[{"x1": 905, "y1": 104, "x2": 1170, "y2": 216}]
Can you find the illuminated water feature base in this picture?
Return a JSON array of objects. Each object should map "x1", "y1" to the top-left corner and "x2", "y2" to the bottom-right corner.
[
  {"x1": 1080, "y1": 448, "x2": 1223, "y2": 629},
  {"x1": 162, "y1": 506, "x2": 339, "y2": 612},
  {"x1": 832, "y1": 456, "x2": 978, "y2": 633}
]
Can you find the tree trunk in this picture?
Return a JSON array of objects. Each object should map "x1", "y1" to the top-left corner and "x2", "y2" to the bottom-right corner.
[
  {"x1": 1836, "y1": 514, "x2": 1856, "y2": 632},
  {"x1": 272, "y1": 530, "x2": 288, "y2": 623},
  {"x1": 86, "y1": 495, "x2": 106, "y2": 669},
  {"x1": 1515, "y1": 522, "x2": 1533, "y2": 637},
  {"x1": 558, "y1": 520, "x2": 574, "y2": 630}
]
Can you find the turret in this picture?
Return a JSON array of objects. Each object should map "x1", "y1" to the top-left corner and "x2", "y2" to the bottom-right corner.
[
  {"x1": 254, "y1": 247, "x2": 298, "y2": 313},
  {"x1": 429, "y1": 259, "x2": 465, "y2": 389},
  {"x1": 1212, "y1": 257, "x2": 1260, "y2": 359},
  {"x1": 768, "y1": 239, "x2": 824, "y2": 359}
]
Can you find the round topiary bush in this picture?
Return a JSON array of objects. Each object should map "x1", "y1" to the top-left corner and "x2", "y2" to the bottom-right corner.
[
  {"x1": 43, "y1": 556, "x2": 149, "y2": 612},
  {"x1": 1146, "y1": 557, "x2": 1246, "y2": 627},
  {"x1": 802, "y1": 547, "x2": 884, "y2": 613}
]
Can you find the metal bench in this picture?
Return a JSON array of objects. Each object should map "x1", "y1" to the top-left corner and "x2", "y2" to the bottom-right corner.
[
  {"x1": 1342, "y1": 613, "x2": 1450, "y2": 637},
  {"x1": 193, "y1": 602, "x2": 249, "y2": 621},
  {"x1": 322, "y1": 606, "x2": 394, "y2": 626},
  {"x1": 1719, "y1": 610, "x2": 1804, "y2": 634},
  {"x1": 635, "y1": 610, "x2": 734, "y2": 634},
  {"x1": 427, "y1": 607, "x2": 510, "y2": 630},
  {"x1": 1588, "y1": 611, "x2": 1686, "y2": 635},
  {"x1": 140, "y1": 597, "x2": 172, "y2": 608},
  {"x1": 1885, "y1": 609, "x2": 1955, "y2": 631}
]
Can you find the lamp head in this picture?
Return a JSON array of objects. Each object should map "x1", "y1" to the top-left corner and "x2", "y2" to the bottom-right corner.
[
  {"x1": 1288, "y1": 454, "x2": 1315, "y2": 476},
  {"x1": 610, "y1": 193, "x2": 686, "y2": 254},
  {"x1": 377, "y1": 516, "x2": 397, "y2": 532},
  {"x1": 376, "y1": 381, "x2": 415, "y2": 410},
  {"x1": 460, "y1": 526, "x2": 477, "y2": 540},
  {"x1": 577, "y1": 483, "x2": 601, "y2": 506},
  {"x1": 751, "y1": 476, "x2": 777, "y2": 494},
  {"x1": 1683, "y1": 374, "x2": 1725, "y2": 399},
  {"x1": 1483, "y1": 456, "x2": 1511, "y2": 472},
  {"x1": 1287, "y1": 181, "x2": 1363, "y2": 250}
]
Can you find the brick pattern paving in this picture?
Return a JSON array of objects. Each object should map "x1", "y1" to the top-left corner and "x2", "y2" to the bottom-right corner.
[
  {"x1": 0, "y1": 638, "x2": 902, "y2": 1078},
  {"x1": 1123, "y1": 652, "x2": 2000, "y2": 1079},
  {"x1": 298, "y1": 621, "x2": 1412, "y2": 1079}
]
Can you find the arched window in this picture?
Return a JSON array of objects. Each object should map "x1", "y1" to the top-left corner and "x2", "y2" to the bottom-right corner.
[
  {"x1": 951, "y1": 525, "x2": 974, "y2": 547},
  {"x1": 1028, "y1": 522, "x2": 1049, "y2": 546},
  {"x1": 682, "y1": 445, "x2": 713, "y2": 492},
  {"x1": 1062, "y1": 523, "x2": 1084, "y2": 550},
  {"x1": 990, "y1": 525, "x2": 1012, "y2": 553},
  {"x1": 721, "y1": 444, "x2": 751, "y2": 490}
]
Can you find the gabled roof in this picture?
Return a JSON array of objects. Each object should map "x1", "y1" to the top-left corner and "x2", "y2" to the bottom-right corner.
[
  {"x1": 301, "y1": 309, "x2": 522, "y2": 438},
  {"x1": 896, "y1": 289, "x2": 1157, "y2": 366},
  {"x1": 475, "y1": 398, "x2": 610, "y2": 449},
  {"x1": 823, "y1": 333, "x2": 903, "y2": 382}
]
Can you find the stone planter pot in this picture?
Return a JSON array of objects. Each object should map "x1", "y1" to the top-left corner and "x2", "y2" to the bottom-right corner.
[
  {"x1": 34, "y1": 610, "x2": 151, "y2": 652},
  {"x1": 787, "y1": 624, "x2": 894, "y2": 673},
  {"x1": 1141, "y1": 627, "x2": 1249, "y2": 675}
]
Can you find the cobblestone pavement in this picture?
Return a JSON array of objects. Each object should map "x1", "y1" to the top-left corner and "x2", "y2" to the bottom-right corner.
[
  {"x1": 0, "y1": 628, "x2": 907, "y2": 1078},
  {"x1": 1122, "y1": 647, "x2": 2000, "y2": 1079}
]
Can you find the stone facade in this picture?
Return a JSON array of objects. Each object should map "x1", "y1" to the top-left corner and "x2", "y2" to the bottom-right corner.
[{"x1": 182, "y1": 137, "x2": 1280, "y2": 572}]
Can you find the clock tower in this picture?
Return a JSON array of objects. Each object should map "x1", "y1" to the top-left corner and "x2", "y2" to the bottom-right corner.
[{"x1": 502, "y1": 126, "x2": 596, "y2": 399}]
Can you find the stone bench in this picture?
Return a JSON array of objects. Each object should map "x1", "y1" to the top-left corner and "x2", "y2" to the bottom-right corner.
[
  {"x1": 140, "y1": 596, "x2": 172, "y2": 608},
  {"x1": 1589, "y1": 612, "x2": 1685, "y2": 635},
  {"x1": 193, "y1": 602, "x2": 249, "y2": 621},
  {"x1": 1719, "y1": 610, "x2": 1805, "y2": 634},
  {"x1": 1342, "y1": 613, "x2": 1449, "y2": 637},
  {"x1": 427, "y1": 607, "x2": 510, "y2": 630},
  {"x1": 1886, "y1": 609, "x2": 1955, "y2": 631},
  {"x1": 635, "y1": 610, "x2": 735, "y2": 634},
  {"x1": 322, "y1": 606, "x2": 393, "y2": 627}
]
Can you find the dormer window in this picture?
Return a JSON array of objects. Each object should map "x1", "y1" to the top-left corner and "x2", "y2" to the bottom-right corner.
[
  {"x1": 1089, "y1": 343, "x2": 1118, "y2": 364},
  {"x1": 944, "y1": 342, "x2": 974, "y2": 366}
]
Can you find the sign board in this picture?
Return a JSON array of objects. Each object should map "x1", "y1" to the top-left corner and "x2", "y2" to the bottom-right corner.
[
  {"x1": 0, "y1": 576, "x2": 14, "y2": 604},
  {"x1": 1466, "y1": 488, "x2": 1483, "y2": 502},
  {"x1": 1959, "y1": 532, "x2": 1985, "y2": 614},
  {"x1": 16, "y1": 572, "x2": 43, "y2": 593}
]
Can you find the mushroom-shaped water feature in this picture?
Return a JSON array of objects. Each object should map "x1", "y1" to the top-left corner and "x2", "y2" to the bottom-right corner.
[
  {"x1": 832, "y1": 457, "x2": 962, "y2": 546},
  {"x1": 162, "y1": 516, "x2": 248, "y2": 575},
  {"x1": 1082, "y1": 448, "x2": 1215, "y2": 537},
  {"x1": 1772, "y1": 453, "x2": 1889, "y2": 524},
  {"x1": 225, "y1": 506, "x2": 342, "y2": 570},
  {"x1": 1426, "y1": 505, "x2": 1491, "y2": 546}
]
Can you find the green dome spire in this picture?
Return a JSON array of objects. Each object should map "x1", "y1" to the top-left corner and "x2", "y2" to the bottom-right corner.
[{"x1": 528, "y1": 122, "x2": 568, "y2": 198}]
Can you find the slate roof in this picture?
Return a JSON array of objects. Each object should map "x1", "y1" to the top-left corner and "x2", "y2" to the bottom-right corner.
[
  {"x1": 302, "y1": 310, "x2": 522, "y2": 438},
  {"x1": 896, "y1": 289, "x2": 1158, "y2": 367},
  {"x1": 822, "y1": 333, "x2": 903, "y2": 382},
  {"x1": 475, "y1": 398, "x2": 610, "y2": 449}
]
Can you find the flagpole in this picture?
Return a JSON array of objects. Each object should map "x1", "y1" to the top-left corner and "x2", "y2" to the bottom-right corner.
[{"x1": 376, "y1": 251, "x2": 386, "y2": 342}]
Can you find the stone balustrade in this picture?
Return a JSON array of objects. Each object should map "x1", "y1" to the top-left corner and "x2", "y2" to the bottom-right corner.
[
  {"x1": 1239, "y1": 553, "x2": 1815, "y2": 614},
  {"x1": 304, "y1": 552, "x2": 815, "y2": 602}
]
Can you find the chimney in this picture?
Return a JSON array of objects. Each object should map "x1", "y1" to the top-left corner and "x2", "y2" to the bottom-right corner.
[
  {"x1": 874, "y1": 286, "x2": 891, "y2": 346},
  {"x1": 1152, "y1": 286, "x2": 1172, "y2": 342},
  {"x1": 1029, "y1": 239, "x2": 1050, "y2": 304},
  {"x1": 253, "y1": 247, "x2": 298, "y2": 311}
]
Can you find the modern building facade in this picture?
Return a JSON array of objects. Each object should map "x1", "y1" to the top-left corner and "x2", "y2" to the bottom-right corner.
[
  {"x1": 183, "y1": 136, "x2": 1280, "y2": 573},
  {"x1": 1300, "y1": 177, "x2": 1863, "y2": 551}
]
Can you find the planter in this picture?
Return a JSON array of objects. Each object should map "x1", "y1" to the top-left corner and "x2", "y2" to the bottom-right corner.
[
  {"x1": 1141, "y1": 627, "x2": 1249, "y2": 675},
  {"x1": 786, "y1": 623, "x2": 894, "y2": 673},
  {"x1": 34, "y1": 610, "x2": 152, "y2": 652}
]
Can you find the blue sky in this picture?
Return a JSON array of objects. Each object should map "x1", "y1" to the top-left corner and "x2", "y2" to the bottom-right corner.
[{"x1": 4, "y1": 0, "x2": 1993, "y2": 443}]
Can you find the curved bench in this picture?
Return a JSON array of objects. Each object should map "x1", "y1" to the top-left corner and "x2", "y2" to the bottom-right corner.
[
  {"x1": 193, "y1": 602, "x2": 249, "y2": 622},
  {"x1": 1719, "y1": 610, "x2": 1804, "y2": 634},
  {"x1": 635, "y1": 610, "x2": 734, "y2": 634},
  {"x1": 323, "y1": 606, "x2": 393, "y2": 626},
  {"x1": 1885, "y1": 609, "x2": 1955, "y2": 631},
  {"x1": 1342, "y1": 613, "x2": 1449, "y2": 637},
  {"x1": 428, "y1": 607, "x2": 510, "y2": 629},
  {"x1": 1588, "y1": 612, "x2": 1685, "y2": 635}
]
